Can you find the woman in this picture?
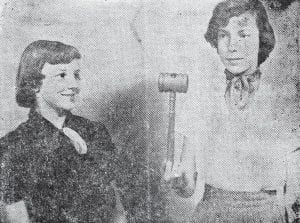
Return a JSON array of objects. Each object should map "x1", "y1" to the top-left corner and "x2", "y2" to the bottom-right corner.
[
  {"x1": 168, "y1": 0, "x2": 299, "y2": 222},
  {"x1": 0, "y1": 40, "x2": 124, "y2": 222}
]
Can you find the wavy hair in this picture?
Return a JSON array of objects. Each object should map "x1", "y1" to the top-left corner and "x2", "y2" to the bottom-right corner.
[
  {"x1": 205, "y1": 0, "x2": 275, "y2": 66},
  {"x1": 16, "y1": 40, "x2": 81, "y2": 108}
]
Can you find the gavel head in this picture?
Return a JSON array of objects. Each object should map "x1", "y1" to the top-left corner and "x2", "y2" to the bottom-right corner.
[{"x1": 158, "y1": 73, "x2": 188, "y2": 93}]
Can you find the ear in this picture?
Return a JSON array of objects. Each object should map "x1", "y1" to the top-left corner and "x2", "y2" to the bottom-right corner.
[
  {"x1": 215, "y1": 43, "x2": 219, "y2": 54},
  {"x1": 33, "y1": 87, "x2": 40, "y2": 94}
]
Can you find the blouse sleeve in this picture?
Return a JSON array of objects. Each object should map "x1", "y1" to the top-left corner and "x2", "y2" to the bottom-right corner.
[
  {"x1": 1, "y1": 145, "x2": 65, "y2": 222},
  {"x1": 0, "y1": 145, "x2": 31, "y2": 206}
]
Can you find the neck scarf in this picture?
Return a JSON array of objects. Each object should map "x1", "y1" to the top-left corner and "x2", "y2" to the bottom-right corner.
[
  {"x1": 29, "y1": 109, "x2": 88, "y2": 155},
  {"x1": 224, "y1": 68, "x2": 261, "y2": 110},
  {"x1": 62, "y1": 127, "x2": 88, "y2": 154}
]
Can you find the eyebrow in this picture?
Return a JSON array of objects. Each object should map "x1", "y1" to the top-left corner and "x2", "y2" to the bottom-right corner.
[
  {"x1": 218, "y1": 29, "x2": 229, "y2": 34},
  {"x1": 238, "y1": 17, "x2": 250, "y2": 27},
  {"x1": 238, "y1": 29, "x2": 249, "y2": 33},
  {"x1": 55, "y1": 68, "x2": 80, "y2": 74},
  {"x1": 219, "y1": 27, "x2": 251, "y2": 34}
]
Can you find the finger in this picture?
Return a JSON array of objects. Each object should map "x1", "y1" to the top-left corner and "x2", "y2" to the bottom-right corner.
[
  {"x1": 163, "y1": 160, "x2": 173, "y2": 181},
  {"x1": 6, "y1": 200, "x2": 30, "y2": 223}
]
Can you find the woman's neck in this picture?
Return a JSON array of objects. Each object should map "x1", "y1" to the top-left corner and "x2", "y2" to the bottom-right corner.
[
  {"x1": 35, "y1": 99, "x2": 66, "y2": 129},
  {"x1": 226, "y1": 66, "x2": 258, "y2": 77}
]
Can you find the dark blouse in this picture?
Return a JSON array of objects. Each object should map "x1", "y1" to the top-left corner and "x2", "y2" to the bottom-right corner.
[{"x1": 0, "y1": 109, "x2": 119, "y2": 222}]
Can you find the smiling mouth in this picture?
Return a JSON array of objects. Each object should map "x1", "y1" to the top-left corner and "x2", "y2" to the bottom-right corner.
[
  {"x1": 59, "y1": 92, "x2": 77, "y2": 98},
  {"x1": 61, "y1": 93, "x2": 75, "y2": 96},
  {"x1": 226, "y1": 58, "x2": 243, "y2": 61}
]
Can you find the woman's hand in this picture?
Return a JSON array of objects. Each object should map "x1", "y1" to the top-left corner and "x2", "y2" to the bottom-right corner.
[
  {"x1": 163, "y1": 132, "x2": 186, "y2": 181},
  {"x1": 163, "y1": 133, "x2": 197, "y2": 197},
  {"x1": 292, "y1": 198, "x2": 300, "y2": 222},
  {"x1": 5, "y1": 200, "x2": 30, "y2": 223}
]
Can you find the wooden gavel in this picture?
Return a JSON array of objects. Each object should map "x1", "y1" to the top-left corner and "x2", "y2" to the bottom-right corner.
[{"x1": 158, "y1": 73, "x2": 188, "y2": 181}]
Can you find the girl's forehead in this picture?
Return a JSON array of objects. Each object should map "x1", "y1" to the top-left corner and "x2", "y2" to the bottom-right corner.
[
  {"x1": 221, "y1": 12, "x2": 257, "y2": 30},
  {"x1": 42, "y1": 59, "x2": 81, "y2": 73}
]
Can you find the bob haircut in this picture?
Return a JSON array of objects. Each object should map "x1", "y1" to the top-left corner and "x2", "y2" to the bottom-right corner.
[
  {"x1": 16, "y1": 40, "x2": 81, "y2": 108},
  {"x1": 204, "y1": 0, "x2": 275, "y2": 66}
]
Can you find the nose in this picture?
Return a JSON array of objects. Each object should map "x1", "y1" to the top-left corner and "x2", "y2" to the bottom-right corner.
[
  {"x1": 66, "y1": 75, "x2": 80, "y2": 93},
  {"x1": 69, "y1": 87, "x2": 80, "y2": 94},
  {"x1": 228, "y1": 37, "x2": 239, "y2": 52}
]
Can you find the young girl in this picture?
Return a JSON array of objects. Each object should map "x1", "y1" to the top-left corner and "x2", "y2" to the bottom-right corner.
[
  {"x1": 168, "y1": 0, "x2": 299, "y2": 222},
  {"x1": 0, "y1": 40, "x2": 124, "y2": 222}
]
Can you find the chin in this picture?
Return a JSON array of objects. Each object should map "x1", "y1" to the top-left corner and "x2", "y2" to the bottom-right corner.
[
  {"x1": 226, "y1": 66, "x2": 249, "y2": 74},
  {"x1": 57, "y1": 103, "x2": 76, "y2": 112},
  {"x1": 63, "y1": 106, "x2": 75, "y2": 111}
]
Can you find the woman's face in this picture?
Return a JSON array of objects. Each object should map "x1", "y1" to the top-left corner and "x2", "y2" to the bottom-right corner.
[
  {"x1": 217, "y1": 12, "x2": 259, "y2": 74},
  {"x1": 37, "y1": 59, "x2": 81, "y2": 112}
]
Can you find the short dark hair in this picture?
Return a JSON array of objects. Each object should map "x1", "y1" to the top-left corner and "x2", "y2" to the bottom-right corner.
[
  {"x1": 16, "y1": 40, "x2": 81, "y2": 108},
  {"x1": 204, "y1": 0, "x2": 275, "y2": 66}
]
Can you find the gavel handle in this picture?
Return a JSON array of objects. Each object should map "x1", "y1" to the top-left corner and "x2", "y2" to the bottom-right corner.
[{"x1": 167, "y1": 91, "x2": 176, "y2": 167}]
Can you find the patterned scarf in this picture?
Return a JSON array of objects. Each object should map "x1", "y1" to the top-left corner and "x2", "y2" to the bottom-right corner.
[{"x1": 224, "y1": 68, "x2": 261, "y2": 110}]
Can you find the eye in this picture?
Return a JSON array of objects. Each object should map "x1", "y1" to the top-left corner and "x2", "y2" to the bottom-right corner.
[
  {"x1": 218, "y1": 32, "x2": 228, "y2": 39},
  {"x1": 58, "y1": 72, "x2": 66, "y2": 78},
  {"x1": 239, "y1": 31, "x2": 250, "y2": 38},
  {"x1": 74, "y1": 71, "x2": 81, "y2": 80},
  {"x1": 241, "y1": 34, "x2": 250, "y2": 38}
]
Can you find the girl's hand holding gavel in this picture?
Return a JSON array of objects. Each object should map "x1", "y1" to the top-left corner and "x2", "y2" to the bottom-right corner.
[
  {"x1": 163, "y1": 133, "x2": 197, "y2": 198},
  {"x1": 1, "y1": 200, "x2": 30, "y2": 223}
]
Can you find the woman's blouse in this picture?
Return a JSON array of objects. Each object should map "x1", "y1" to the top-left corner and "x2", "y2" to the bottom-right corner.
[
  {"x1": 0, "y1": 109, "x2": 119, "y2": 222},
  {"x1": 176, "y1": 70, "x2": 299, "y2": 192}
]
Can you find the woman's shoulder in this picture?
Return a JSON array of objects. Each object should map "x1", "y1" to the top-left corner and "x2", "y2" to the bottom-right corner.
[
  {"x1": 0, "y1": 121, "x2": 37, "y2": 166},
  {"x1": 67, "y1": 114, "x2": 115, "y2": 154},
  {"x1": 0, "y1": 121, "x2": 33, "y2": 149},
  {"x1": 67, "y1": 113, "x2": 109, "y2": 136},
  {"x1": 68, "y1": 114, "x2": 117, "y2": 162}
]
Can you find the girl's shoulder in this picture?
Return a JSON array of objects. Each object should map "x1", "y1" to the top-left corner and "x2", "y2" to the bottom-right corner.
[
  {"x1": 0, "y1": 120, "x2": 34, "y2": 153},
  {"x1": 66, "y1": 114, "x2": 109, "y2": 137}
]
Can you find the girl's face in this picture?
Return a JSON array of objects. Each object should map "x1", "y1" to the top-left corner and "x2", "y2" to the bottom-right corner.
[
  {"x1": 37, "y1": 59, "x2": 81, "y2": 112},
  {"x1": 217, "y1": 12, "x2": 259, "y2": 74}
]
